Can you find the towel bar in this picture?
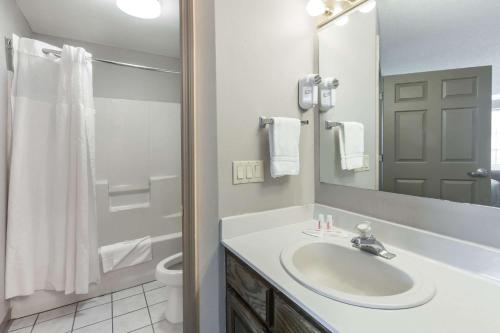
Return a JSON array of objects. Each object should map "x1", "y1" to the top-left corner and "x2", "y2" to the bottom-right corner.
[
  {"x1": 325, "y1": 120, "x2": 343, "y2": 129},
  {"x1": 259, "y1": 116, "x2": 309, "y2": 128}
]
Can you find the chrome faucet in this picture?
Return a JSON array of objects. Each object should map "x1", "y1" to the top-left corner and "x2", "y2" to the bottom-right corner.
[{"x1": 351, "y1": 223, "x2": 396, "y2": 260}]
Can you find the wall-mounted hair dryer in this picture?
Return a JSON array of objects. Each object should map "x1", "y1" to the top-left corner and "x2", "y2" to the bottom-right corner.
[
  {"x1": 298, "y1": 74, "x2": 321, "y2": 111},
  {"x1": 319, "y1": 78, "x2": 339, "y2": 112}
]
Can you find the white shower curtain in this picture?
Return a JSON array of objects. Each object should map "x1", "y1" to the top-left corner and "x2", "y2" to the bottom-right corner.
[{"x1": 5, "y1": 35, "x2": 100, "y2": 298}]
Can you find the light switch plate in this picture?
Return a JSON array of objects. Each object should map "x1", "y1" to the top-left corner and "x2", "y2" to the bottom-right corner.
[{"x1": 233, "y1": 161, "x2": 264, "y2": 184}]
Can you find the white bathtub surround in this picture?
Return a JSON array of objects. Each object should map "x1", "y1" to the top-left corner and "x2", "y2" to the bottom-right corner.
[
  {"x1": 221, "y1": 205, "x2": 500, "y2": 333},
  {"x1": 6, "y1": 281, "x2": 176, "y2": 333},
  {"x1": 94, "y1": 98, "x2": 182, "y2": 245},
  {"x1": 6, "y1": 35, "x2": 99, "y2": 299},
  {"x1": 269, "y1": 117, "x2": 301, "y2": 178},
  {"x1": 100, "y1": 236, "x2": 152, "y2": 273}
]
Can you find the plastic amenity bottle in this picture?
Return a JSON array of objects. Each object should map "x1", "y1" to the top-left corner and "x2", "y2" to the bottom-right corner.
[{"x1": 317, "y1": 214, "x2": 325, "y2": 231}]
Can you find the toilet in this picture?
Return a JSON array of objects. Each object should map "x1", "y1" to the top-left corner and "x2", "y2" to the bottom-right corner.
[{"x1": 155, "y1": 252, "x2": 183, "y2": 324}]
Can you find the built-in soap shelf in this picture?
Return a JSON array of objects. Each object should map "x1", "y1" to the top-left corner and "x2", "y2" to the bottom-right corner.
[
  {"x1": 108, "y1": 184, "x2": 150, "y2": 194},
  {"x1": 96, "y1": 175, "x2": 180, "y2": 213}
]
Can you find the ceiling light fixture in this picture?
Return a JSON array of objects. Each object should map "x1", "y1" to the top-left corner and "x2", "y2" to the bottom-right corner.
[
  {"x1": 116, "y1": 0, "x2": 161, "y2": 19},
  {"x1": 306, "y1": 0, "x2": 331, "y2": 17},
  {"x1": 358, "y1": 0, "x2": 377, "y2": 13}
]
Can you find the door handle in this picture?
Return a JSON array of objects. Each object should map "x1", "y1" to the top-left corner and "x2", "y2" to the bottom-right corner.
[{"x1": 467, "y1": 168, "x2": 490, "y2": 178}]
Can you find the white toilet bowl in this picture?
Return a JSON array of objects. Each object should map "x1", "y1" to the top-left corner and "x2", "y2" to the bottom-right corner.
[{"x1": 155, "y1": 252, "x2": 183, "y2": 324}]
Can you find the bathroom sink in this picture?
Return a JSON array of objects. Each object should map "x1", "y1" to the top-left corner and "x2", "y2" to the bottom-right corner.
[{"x1": 280, "y1": 240, "x2": 435, "y2": 309}]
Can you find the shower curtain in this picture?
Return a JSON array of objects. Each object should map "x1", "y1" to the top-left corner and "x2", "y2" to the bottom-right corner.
[{"x1": 5, "y1": 35, "x2": 100, "y2": 298}]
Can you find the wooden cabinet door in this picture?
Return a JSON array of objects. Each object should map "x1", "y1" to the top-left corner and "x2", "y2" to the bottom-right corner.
[
  {"x1": 227, "y1": 288, "x2": 268, "y2": 333},
  {"x1": 274, "y1": 294, "x2": 328, "y2": 333},
  {"x1": 226, "y1": 253, "x2": 271, "y2": 324}
]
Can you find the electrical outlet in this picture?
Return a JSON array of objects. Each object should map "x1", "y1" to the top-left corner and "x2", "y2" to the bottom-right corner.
[{"x1": 233, "y1": 161, "x2": 264, "y2": 184}]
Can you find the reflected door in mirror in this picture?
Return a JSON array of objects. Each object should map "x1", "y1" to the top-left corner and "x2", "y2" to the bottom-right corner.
[{"x1": 382, "y1": 66, "x2": 492, "y2": 204}]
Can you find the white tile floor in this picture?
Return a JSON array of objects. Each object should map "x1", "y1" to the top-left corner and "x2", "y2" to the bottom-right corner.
[{"x1": 6, "y1": 281, "x2": 182, "y2": 333}]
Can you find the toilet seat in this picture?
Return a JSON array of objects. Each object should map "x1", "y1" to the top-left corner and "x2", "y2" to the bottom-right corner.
[{"x1": 155, "y1": 252, "x2": 183, "y2": 287}]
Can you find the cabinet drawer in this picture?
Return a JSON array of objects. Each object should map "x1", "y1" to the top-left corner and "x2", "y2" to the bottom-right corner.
[
  {"x1": 227, "y1": 288, "x2": 268, "y2": 333},
  {"x1": 226, "y1": 252, "x2": 271, "y2": 324},
  {"x1": 274, "y1": 294, "x2": 328, "y2": 333}
]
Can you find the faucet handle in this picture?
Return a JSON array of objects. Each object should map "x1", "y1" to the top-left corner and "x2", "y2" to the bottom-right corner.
[{"x1": 356, "y1": 222, "x2": 372, "y2": 238}]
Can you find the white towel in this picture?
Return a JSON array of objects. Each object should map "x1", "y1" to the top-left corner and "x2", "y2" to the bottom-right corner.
[
  {"x1": 269, "y1": 117, "x2": 301, "y2": 178},
  {"x1": 100, "y1": 236, "x2": 152, "y2": 273},
  {"x1": 338, "y1": 122, "x2": 364, "y2": 170}
]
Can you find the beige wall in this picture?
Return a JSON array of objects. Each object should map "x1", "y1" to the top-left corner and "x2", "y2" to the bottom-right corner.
[
  {"x1": 0, "y1": 0, "x2": 32, "y2": 323},
  {"x1": 215, "y1": 0, "x2": 316, "y2": 218},
  {"x1": 192, "y1": 0, "x2": 223, "y2": 332},
  {"x1": 193, "y1": 1, "x2": 317, "y2": 332}
]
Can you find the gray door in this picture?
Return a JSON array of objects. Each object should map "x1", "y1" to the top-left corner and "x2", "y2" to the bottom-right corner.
[{"x1": 382, "y1": 66, "x2": 492, "y2": 204}]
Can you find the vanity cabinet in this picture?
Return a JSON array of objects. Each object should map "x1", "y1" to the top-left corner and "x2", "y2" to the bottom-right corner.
[
  {"x1": 227, "y1": 288, "x2": 269, "y2": 333},
  {"x1": 226, "y1": 251, "x2": 329, "y2": 333},
  {"x1": 274, "y1": 295, "x2": 324, "y2": 333}
]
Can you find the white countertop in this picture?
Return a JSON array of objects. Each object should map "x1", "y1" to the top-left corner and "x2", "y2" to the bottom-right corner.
[{"x1": 221, "y1": 205, "x2": 500, "y2": 333}]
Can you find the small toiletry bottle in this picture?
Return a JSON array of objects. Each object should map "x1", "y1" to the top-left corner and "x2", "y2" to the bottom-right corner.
[
  {"x1": 326, "y1": 215, "x2": 333, "y2": 232},
  {"x1": 317, "y1": 214, "x2": 325, "y2": 231}
]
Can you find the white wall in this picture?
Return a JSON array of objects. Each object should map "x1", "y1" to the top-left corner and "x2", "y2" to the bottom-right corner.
[
  {"x1": 32, "y1": 33, "x2": 181, "y2": 103},
  {"x1": 318, "y1": 9, "x2": 378, "y2": 190},
  {"x1": 0, "y1": 0, "x2": 32, "y2": 323},
  {"x1": 215, "y1": 0, "x2": 316, "y2": 218},
  {"x1": 378, "y1": 0, "x2": 500, "y2": 94}
]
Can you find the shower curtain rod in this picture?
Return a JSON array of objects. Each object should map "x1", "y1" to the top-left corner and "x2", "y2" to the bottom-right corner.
[{"x1": 4, "y1": 37, "x2": 180, "y2": 75}]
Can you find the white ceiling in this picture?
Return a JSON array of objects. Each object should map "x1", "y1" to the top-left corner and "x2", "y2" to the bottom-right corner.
[
  {"x1": 378, "y1": 0, "x2": 500, "y2": 94},
  {"x1": 16, "y1": 0, "x2": 180, "y2": 58}
]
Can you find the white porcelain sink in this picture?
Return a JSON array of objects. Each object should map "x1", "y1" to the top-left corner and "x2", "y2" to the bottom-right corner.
[{"x1": 280, "y1": 239, "x2": 435, "y2": 309}]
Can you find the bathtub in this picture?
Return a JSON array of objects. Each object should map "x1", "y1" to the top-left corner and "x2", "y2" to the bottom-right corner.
[{"x1": 10, "y1": 233, "x2": 182, "y2": 319}]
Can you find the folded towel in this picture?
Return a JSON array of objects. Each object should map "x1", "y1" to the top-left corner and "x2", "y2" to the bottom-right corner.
[
  {"x1": 338, "y1": 122, "x2": 364, "y2": 170},
  {"x1": 269, "y1": 117, "x2": 301, "y2": 178},
  {"x1": 100, "y1": 236, "x2": 152, "y2": 273}
]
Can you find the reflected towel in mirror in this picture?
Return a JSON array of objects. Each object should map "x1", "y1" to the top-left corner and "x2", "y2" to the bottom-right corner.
[{"x1": 338, "y1": 122, "x2": 364, "y2": 170}]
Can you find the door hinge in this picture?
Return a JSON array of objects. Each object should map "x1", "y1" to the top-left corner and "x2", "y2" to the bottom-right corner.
[
  {"x1": 379, "y1": 154, "x2": 384, "y2": 162},
  {"x1": 379, "y1": 92, "x2": 384, "y2": 100}
]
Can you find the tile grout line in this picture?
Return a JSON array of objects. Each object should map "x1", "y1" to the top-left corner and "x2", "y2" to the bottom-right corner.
[
  {"x1": 111, "y1": 292, "x2": 114, "y2": 333},
  {"x1": 7, "y1": 312, "x2": 38, "y2": 332},
  {"x1": 35, "y1": 304, "x2": 78, "y2": 325},
  {"x1": 142, "y1": 285, "x2": 155, "y2": 333},
  {"x1": 129, "y1": 324, "x2": 153, "y2": 333},
  {"x1": 70, "y1": 318, "x2": 110, "y2": 333},
  {"x1": 77, "y1": 294, "x2": 112, "y2": 312},
  {"x1": 30, "y1": 314, "x2": 38, "y2": 333},
  {"x1": 10, "y1": 283, "x2": 161, "y2": 333},
  {"x1": 69, "y1": 306, "x2": 77, "y2": 333}
]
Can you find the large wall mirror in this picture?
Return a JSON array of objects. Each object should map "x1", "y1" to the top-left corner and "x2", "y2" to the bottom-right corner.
[{"x1": 319, "y1": 0, "x2": 500, "y2": 207}]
